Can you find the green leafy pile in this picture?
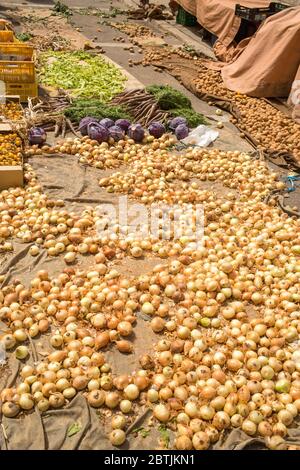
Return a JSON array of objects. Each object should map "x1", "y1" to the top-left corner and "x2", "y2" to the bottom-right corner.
[
  {"x1": 38, "y1": 51, "x2": 126, "y2": 101},
  {"x1": 146, "y1": 85, "x2": 207, "y2": 128},
  {"x1": 65, "y1": 99, "x2": 132, "y2": 123},
  {"x1": 53, "y1": 1, "x2": 73, "y2": 18},
  {"x1": 16, "y1": 32, "x2": 33, "y2": 42},
  {"x1": 146, "y1": 85, "x2": 191, "y2": 110},
  {"x1": 168, "y1": 108, "x2": 207, "y2": 127}
]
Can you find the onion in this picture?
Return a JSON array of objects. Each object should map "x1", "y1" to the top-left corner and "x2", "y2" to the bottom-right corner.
[
  {"x1": 15, "y1": 346, "x2": 29, "y2": 360},
  {"x1": 95, "y1": 332, "x2": 110, "y2": 349},
  {"x1": 73, "y1": 376, "x2": 88, "y2": 391},
  {"x1": 147, "y1": 389, "x2": 159, "y2": 403},
  {"x1": 124, "y1": 384, "x2": 139, "y2": 401},
  {"x1": 277, "y1": 409, "x2": 293, "y2": 426},
  {"x1": 175, "y1": 435, "x2": 193, "y2": 450},
  {"x1": 265, "y1": 435, "x2": 287, "y2": 450},
  {"x1": 154, "y1": 404, "x2": 170, "y2": 422},
  {"x1": 88, "y1": 390, "x2": 105, "y2": 407},
  {"x1": 2, "y1": 402, "x2": 20, "y2": 418},
  {"x1": 151, "y1": 317, "x2": 165, "y2": 333},
  {"x1": 212, "y1": 411, "x2": 231, "y2": 430},
  {"x1": 19, "y1": 393, "x2": 34, "y2": 410},
  {"x1": 116, "y1": 340, "x2": 133, "y2": 354},
  {"x1": 63, "y1": 387, "x2": 77, "y2": 399},
  {"x1": 109, "y1": 429, "x2": 126, "y2": 447},
  {"x1": 184, "y1": 401, "x2": 198, "y2": 418},
  {"x1": 257, "y1": 421, "x2": 272, "y2": 437},
  {"x1": 49, "y1": 393, "x2": 65, "y2": 408},
  {"x1": 105, "y1": 392, "x2": 120, "y2": 409},
  {"x1": 120, "y1": 400, "x2": 132, "y2": 413},
  {"x1": 111, "y1": 415, "x2": 126, "y2": 429},
  {"x1": 242, "y1": 419, "x2": 257, "y2": 436},
  {"x1": 1, "y1": 334, "x2": 16, "y2": 350},
  {"x1": 192, "y1": 431, "x2": 210, "y2": 450}
]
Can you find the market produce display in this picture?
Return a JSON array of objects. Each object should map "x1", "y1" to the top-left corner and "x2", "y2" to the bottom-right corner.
[
  {"x1": 0, "y1": 133, "x2": 22, "y2": 166},
  {"x1": 1, "y1": 140, "x2": 300, "y2": 451},
  {"x1": 38, "y1": 51, "x2": 127, "y2": 101},
  {"x1": 1, "y1": 4, "x2": 300, "y2": 453}
]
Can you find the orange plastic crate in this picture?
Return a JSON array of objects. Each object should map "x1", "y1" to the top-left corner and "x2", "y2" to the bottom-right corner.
[
  {"x1": 5, "y1": 82, "x2": 38, "y2": 102},
  {"x1": 0, "y1": 31, "x2": 15, "y2": 42}
]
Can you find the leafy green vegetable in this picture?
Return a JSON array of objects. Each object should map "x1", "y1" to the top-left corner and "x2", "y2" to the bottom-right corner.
[
  {"x1": 169, "y1": 108, "x2": 207, "y2": 128},
  {"x1": 67, "y1": 422, "x2": 82, "y2": 437},
  {"x1": 132, "y1": 427, "x2": 150, "y2": 438},
  {"x1": 65, "y1": 99, "x2": 132, "y2": 123},
  {"x1": 182, "y1": 44, "x2": 198, "y2": 55},
  {"x1": 53, "y1": 1, "x2": 73, "y2": 18},
  {"x1": 39, "y1": 51, "x2": 126, "y2": 101},
  {"x1": 158, "y1": 425, "x2": 170, "y2": 449},
  {"x1": 146, "y1": 85, "x2": 192, "y2": 111},
  {"x1": 16, "y1": 32, "x2": 33, "y2": 42},
  {"x1": 146, "y1": 85, "x2": 206, "y2": 128}
]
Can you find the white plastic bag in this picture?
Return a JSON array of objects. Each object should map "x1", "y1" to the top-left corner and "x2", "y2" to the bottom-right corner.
[{"x1": 181, "y1": 125, "x2": 219, "y2": 147}]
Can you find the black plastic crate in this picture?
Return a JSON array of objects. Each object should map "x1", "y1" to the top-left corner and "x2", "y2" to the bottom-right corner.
[
  {"x1": 176, "y1": 6, "x2": 197, "y2": 26},
  {"x1": 269, "y1": 2, "x2": 289, "y2": 13},
  {"x1": 235, "y1": 3, "x2": 289, "y2": 23}
]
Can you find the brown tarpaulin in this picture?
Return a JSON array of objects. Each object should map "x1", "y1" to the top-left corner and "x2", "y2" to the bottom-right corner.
[
  {"x1": 1, "y1": 154, "x2": 300, "y2": 449},
  {"x1": 221, "y1": 7, "x2": 300, "y2": 97}
]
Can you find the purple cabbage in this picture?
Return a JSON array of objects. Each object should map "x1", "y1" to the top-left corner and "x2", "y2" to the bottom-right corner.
[
  {"x1": 148, "y1": 121, "x2": 166, "y2": 139},
  {"x1": 99, "y1": 118, "x2": 115, "y2": 129},
  {"x1": 79, "y1": 117, "x2": 98, "y2": 136},
  {"x1": 175, "y1": 124, "x2": 189, "y2": 140},
  {"x1": 115, "y1": 119, "x2": 131, "y2": 132},
  {"x1": 88, "y1": 123, "x2": 109, "y2": 143},
  {"x1": 29, "y1": 127, "x2": 47, "y2": 146},
  {"x1": 109, "y1": 125, "x2": 125, "y2": 142},
  {"x1": 168, "y1": 117, "x2": 188, "y2": 131},
  {"x1": 128, "y1": 124, "x2": 145, "y2": 142}
]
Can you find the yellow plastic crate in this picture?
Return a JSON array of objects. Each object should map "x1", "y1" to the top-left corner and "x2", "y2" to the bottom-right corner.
[
  {"x1": 0, "y1": 44, "x2": 36, "y2": 83},
  {"x1": 0, "y1": 61, "x2": 35, "y2": 83},
  {"x1": 0, "y1": 31, "x2": 15, "y2": 42},
  {"x1": 5, "y1": 82, "x2": 38, "y2": 103},
  {"x1": 0, "y1": 44, "x2": 34, "y2": 61}
]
